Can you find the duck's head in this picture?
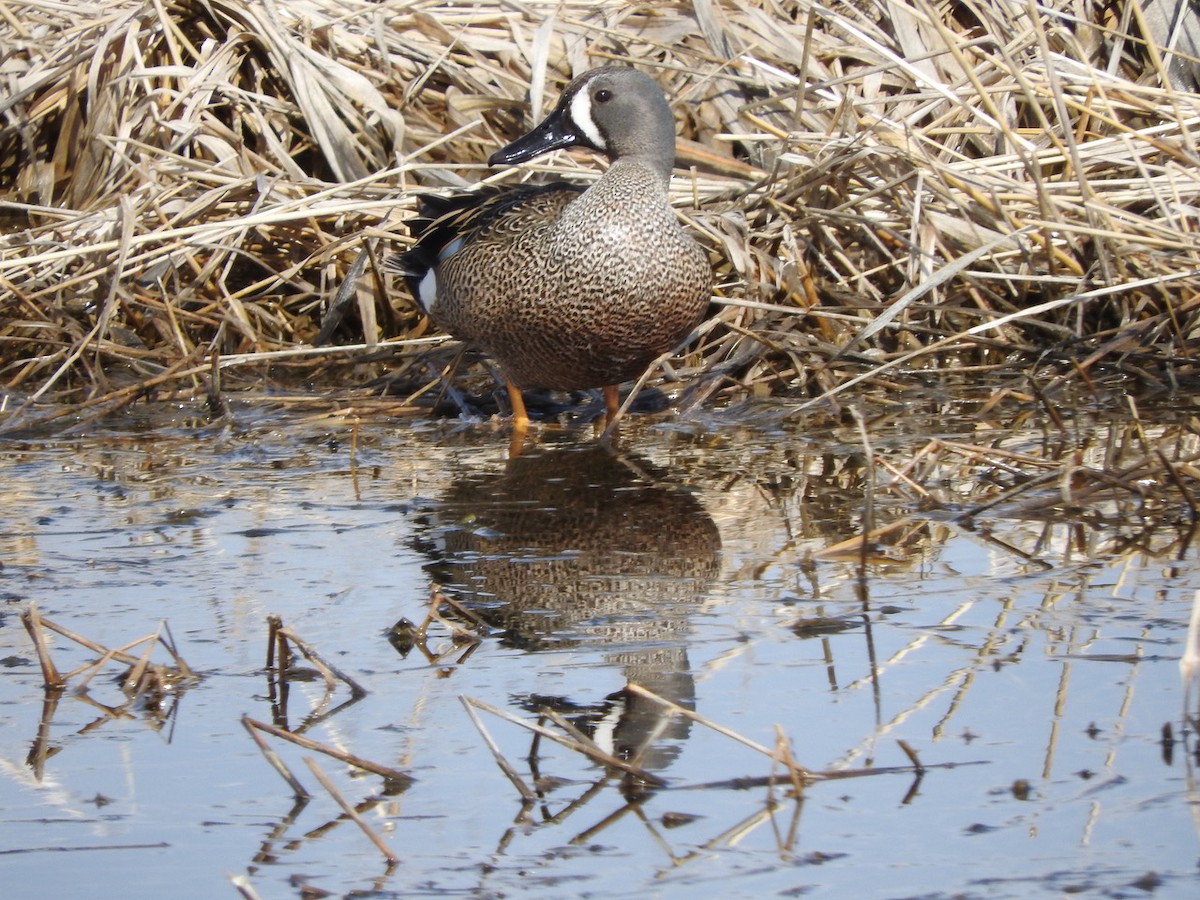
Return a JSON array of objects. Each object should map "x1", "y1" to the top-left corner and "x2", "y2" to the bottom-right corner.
[{"x1": 489, "y1": 67, "x2": 678, "y2": 182}]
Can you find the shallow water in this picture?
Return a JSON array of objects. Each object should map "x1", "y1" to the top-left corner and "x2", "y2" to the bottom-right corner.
[{"x1": 1, "y1": 396, "x2": 1198, "y2": 899}]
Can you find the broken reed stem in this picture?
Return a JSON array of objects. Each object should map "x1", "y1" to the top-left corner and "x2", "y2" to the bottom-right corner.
[
  {"x1": 468, "y1": 688, "x2": 933, "y2": 796},
  {"x1": 73, "y1": 646, "x2": 128, "y2": 692},
  {"x1": 774, "y1": 726, "x2": 809, "y2": 798},
  {"x1": 122, "y1": 633, "x2": 158, "y2": 693},
  {"x1": 537, "y1": 704, "x2": 668, "y2": 786},
  {"x1": 302, "y1": 756, "x2": 399, "y2": 866},
  {"x1": 156, "y1": 620, "x2": 195, "y2": 679},
  {"x1": 242, "y1": 715, "x2": 310, "y2": 799},
  {"x1": 459, "y1": 696, "x2": 537, "y2": 802},
  {"x1": 21, "y1": 604, "x2": 63, "y2": 689},
  {"x1": 623, "y1": 683, "x2": 818, "y2": 783},
  {"x1": 29, "y1": 615, "x2": 152, "y2": 668},
  {"x1": 268, "y1": 619, "x2": 368, "y2": 700},
  {"x1": 431, "y1": 584, "x2": 491, "y2": 631},
  {"x1": 462, "y1": 695, "x2": 667, "y2": 788},
  {"x1": 68, "y1": 634, "x2": 162, "y2": 683},
  {"x1": 242, "y1": 716, "x2": 414, "y2": 789},
  {"x1": 20, "y1": 604, "x2": 194, "y2": 691},
  {"x1": 896, "y1": 739, "x2": 925, "y2": 773},
  {"x1": 266, "y1": 614, "x2": 283, "y2": 671}
]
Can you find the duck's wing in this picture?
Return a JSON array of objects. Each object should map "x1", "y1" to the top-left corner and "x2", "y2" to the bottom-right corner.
[{"x1": 393, "y1": 182, "x2": 584, "y2": 311}]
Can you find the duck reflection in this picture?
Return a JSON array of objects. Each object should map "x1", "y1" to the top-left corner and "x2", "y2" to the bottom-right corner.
[{"x1": 417, "y1": 442, "x2": 720, "y2": 775}]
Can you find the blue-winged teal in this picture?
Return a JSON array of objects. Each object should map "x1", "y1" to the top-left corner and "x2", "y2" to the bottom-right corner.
[{"x1": 399, "y1": 66, "x2": 711, "y2": 430}]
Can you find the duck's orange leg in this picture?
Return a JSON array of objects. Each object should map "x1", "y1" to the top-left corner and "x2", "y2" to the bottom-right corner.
[
  {"x1": 599, "y1": 384, "x2": 622, "y2": 440},
  {"x1": 603, "y1": 385, "x2": 620, "y2": 423},
  {"x1": 504, "y1": 377, "x2": 530, "y2": 429},
  {"x1": 505, "y1": 376, "x2": 530, "y2": 456}
]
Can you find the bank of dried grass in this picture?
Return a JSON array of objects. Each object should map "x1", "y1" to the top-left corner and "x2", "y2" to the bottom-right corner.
[{"x1": 1, "y1": 0, "x2": 1199, "y2": 426}]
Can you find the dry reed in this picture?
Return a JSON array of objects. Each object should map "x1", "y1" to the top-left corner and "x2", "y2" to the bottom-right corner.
[{"x1": 2, "y1": 0, "x2": 1199, "y2": 422}]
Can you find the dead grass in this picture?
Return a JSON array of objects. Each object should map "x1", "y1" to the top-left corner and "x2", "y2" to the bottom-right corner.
[{"x1": 2, "y1": 0, "x2": 1199, "y2": 423}]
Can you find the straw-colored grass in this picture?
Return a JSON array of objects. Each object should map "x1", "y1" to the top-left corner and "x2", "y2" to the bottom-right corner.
[{"x1": 2, "y1": 0, "x2": 1199, "y2": 422}]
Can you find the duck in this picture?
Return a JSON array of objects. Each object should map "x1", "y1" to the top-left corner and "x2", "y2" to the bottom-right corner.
[{"x1": 398, "y1": 66, "x2": 712, "y2": 434}]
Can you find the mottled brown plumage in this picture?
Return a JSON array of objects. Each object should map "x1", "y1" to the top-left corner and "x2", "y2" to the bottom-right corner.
[{"x1": 399, "y1": 67, "x2": 711, "y2": 426}]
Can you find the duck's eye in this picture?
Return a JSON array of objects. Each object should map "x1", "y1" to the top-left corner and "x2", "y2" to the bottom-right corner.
[{"x1": 594, "y1": 88, "x2": 613, "y2": 103}]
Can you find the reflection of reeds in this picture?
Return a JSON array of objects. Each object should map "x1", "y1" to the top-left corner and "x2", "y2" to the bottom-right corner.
[
  {"x1": 19, "y1": 602, "x2": 199, "y2": 778},
  {"x1": 3, "y1": 1, "x2": 1199, "y2": 428},
  {"x1": 457, "y1": 681, "x2": 971, "y2": 872},
  {"x1": 20, "y1": 602, "x2": 195, "y2": 692},
  {"x1": 463, "y1": 684, "x2": 955, "y2": 794},
  {"x1": 245, "y1": 617, "x2": 412, "y2": 866},
  {"x1": 385, "y1": 584, "x2": 484, "y2": 672},
  {"x1": 243, "y1": 715, "x2": 409, "y2": 868}
]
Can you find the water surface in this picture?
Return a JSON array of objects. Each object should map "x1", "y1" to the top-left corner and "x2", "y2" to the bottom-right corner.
[{"x1": 0, "y1": 395, "x2": 1197, "y2": 898}]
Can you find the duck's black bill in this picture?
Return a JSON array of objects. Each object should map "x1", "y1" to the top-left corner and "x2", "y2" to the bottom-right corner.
[{"x1": 489, "y1": 114, "x2": 580, "y2": 167}]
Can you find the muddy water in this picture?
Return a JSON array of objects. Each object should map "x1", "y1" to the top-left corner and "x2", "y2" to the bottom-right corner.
[{"x1": 0, "y1": 397, "x2": 1198, "y2": 899}]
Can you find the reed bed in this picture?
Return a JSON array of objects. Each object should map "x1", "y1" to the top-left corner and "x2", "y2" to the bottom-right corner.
[{"x1": 2, "y1": 0, "x2": 1199, "y2": 421}]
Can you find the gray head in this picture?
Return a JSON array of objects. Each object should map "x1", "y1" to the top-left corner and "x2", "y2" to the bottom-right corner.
[{"x1": 489, "y1": 67, "x2": 678, "y2": 182}]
